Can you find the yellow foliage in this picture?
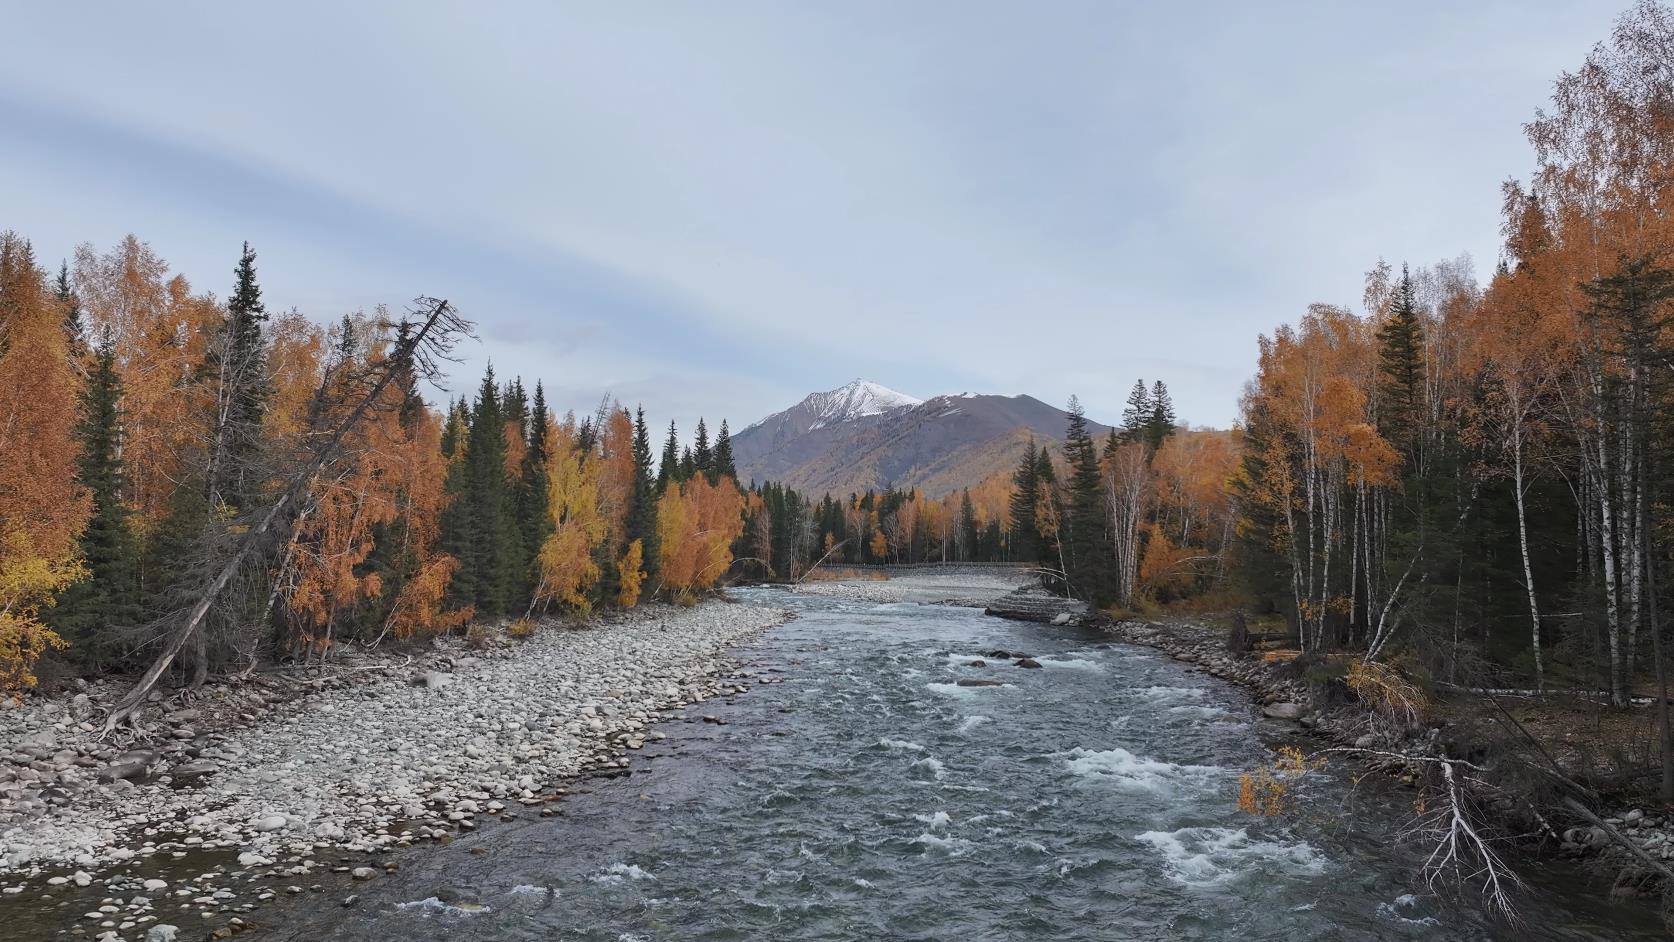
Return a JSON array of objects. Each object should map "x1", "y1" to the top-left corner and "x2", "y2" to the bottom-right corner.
[
  {"x1": 617, "y1": 539, "x2": 645, "y2": 608},
  {"x1": 657, "y1": 475, "x2": 744, "y2": 595},
  {"x1": 534, "y1": 420, "x2": 606, "y2": 613},
  {"x1": 508, "y1": 617, "x2": 537, "y2": 639},
  {"x1": 1237, "y1": 746, "x2": 1321, "y2": 816},
  {"x1": 1345, "y1": 658, "x2": 1427, "y2": 728}
]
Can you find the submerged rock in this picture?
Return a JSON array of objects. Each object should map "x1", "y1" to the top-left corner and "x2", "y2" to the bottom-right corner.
[
  {"x1": 956, "y1": 679, "x2": 1004, "y2": 687},
  {"x1": 1014, "y1": 658, "x2": 1042, "y2": 669}
]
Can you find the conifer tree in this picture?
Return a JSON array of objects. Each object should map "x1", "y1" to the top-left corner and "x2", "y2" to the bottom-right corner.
[
  {"x1": 1008, "y1": 439, "x2": 1041, "y2": 563},
  {"x1": 516, "y1": 382, "x2": 554, "y2": 600},
  {"x1": 625, "y1": 406, "x2": 659, "y2": 592},
  {"x1": 1120, "y1": 379, "x2": 1153, "y2": 446},
  {"x1": 205, "y1": 242, "x2": 270, "y2": 513},
  {"x1": 959, "y1": 489, "x2": 979, "y2": 563},
  {"x1": 55, "y1": 260, "x2": 84, "y2": 358},
  {"x1": 1377, "y1": 265, "x2": 1425, "y2": 450},
  {"x1": 1063, "y1": 396, "x2": 1109, "y2": 603},
  {"x1": 52, "y1": 339, "x2": 141, "y2": 664},
  {"x1": 680, "y1": 445, "x2": 696, "y2": 481},
  {"x1": 693, "y1": 419, "x2": 712, "y2": 479},
  {"x1": 657, "y1": 420, "x2": 680, "y2": 493},
  {"x1": 1146, "y1": 380, "x2": 1177, "y2": 450},
  {"x1": 713, "y1": 419, "x2": 736, "y2": 482}
]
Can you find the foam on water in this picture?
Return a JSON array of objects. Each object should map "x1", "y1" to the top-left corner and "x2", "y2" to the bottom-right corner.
[
  {"x1": 912, "y1": 756, "x2": 948, "y2": 780},
  {"x1": 914, "y1": 811, "x2": 952, "y2": 830},
  {"x1": 879, "y1": 737, "x2": 924, "y2": 752},
  {"x1": 957, "y1": 715, "x2": 991, "y2": 734},
  {"x1": 593, "y1": 862, "x2": 657, "y2": 884},
  {"x1": 1133, "y1": 826, "x2": 1327, "y2": 888},
  {"x1": 1376, "y1": 893, "x2": 1441, "y2": 927},
  {"x1": 912, "y1": 832, "x2": 973, "y2": 855},
  {"x1": 509, "y1": 884, "x2": 555, "y2": 896},
  {"x1": 926, "y1": 682, "x2": 1008, "y2": 698},
  {"x1": 1167, "y1": 704, "x2": 1232, "y2": 720},
  {"x1": 1135, "y1": 685, "x2": 1207, "y2": 700},
  {"x1": 395, "y1": 897, "x2": 492, "y2": 916},
  {"x1": 1037, "y1": 658, "x2": 1103, "y2": 672},
  {"x1": 1063, "y1": 747, "x2": 1222, "y2": 794}
]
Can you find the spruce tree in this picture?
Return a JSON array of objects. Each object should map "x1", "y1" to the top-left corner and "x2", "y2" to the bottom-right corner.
[
  {"x1": 206, "y1": 242, "x2": 270, "y2": 513},
  {"x1": 1119, "y1": 379, "x2": 1153, "y2": 446},
  {"x1": 1063, "y1": 396, "x2": 1109, "y2": 603},
  {"x1": 516, "y1": 382, "x2": 554, "y2": 601},
  {"x1": 693, "y1": 419, "x2": 712, "y2": 480},
  {"x1": 712, "y1": 419, "x2": 736, "y2": 481},
  {"x1": 959, "y1": 489, "x2": 979, "y2": 563},
  {"x1": 680, "y1": 445, "x2": 696, "y2": 481},
  {"x1": 625, "y1": 406, "x2": 660, "y2": 592},
  {"x1": 1146, "y1": 380, "x2": 1177, "y2": 450},
  {"x1": 1008, "y1": 439, "x2": 1041, "y2": 563},
  {"x1": 438, "y1": 401, "x2": 476, "y2": 607},
  {"x1": 447, "y1": 366, "x2": 519, "y2": 617},
  {"x1": 56, "y1": 260, "x2": 84, "y2": 357},
  {"x1": 52, "y1": 340, "x2": 141, "y2": 664},
  {"x1": 1377, "y1": 265, "x2": 1425, "y2": 450},
  {"x1": 657, "y1": 420, "x2": 680, "y2": 493}
]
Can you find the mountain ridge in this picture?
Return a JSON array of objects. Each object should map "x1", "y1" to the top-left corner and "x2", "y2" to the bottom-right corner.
[{"x1": 732, "y1": 381, "x2": 1110, "y2": 498}]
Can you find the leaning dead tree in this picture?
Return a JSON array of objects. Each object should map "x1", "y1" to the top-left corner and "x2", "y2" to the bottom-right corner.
[{"x1": 102, "y1": 298, "x2": 472, "y2": 734}]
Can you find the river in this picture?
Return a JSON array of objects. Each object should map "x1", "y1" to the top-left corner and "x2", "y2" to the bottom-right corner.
[{"x1": 245, "y1": 587, "x2": 1660, "y2": 941}]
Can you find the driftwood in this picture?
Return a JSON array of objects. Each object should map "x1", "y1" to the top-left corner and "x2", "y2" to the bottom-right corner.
[
  {"x1": 1563, "y1": 796, "x2": 1674, "y2": 884},
  {"x1": 101, "y1": 299, "x2": 471, "y2": 734}
]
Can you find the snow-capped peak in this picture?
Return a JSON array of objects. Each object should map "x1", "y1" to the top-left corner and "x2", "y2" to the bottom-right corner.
[{"x1": 800, "y1": 379, "x2": 922, "y2": 430}]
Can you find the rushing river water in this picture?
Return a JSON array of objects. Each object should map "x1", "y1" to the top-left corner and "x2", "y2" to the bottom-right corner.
[{"x1": 249, "y1": 588, "x2": 1661, "y2": 941}]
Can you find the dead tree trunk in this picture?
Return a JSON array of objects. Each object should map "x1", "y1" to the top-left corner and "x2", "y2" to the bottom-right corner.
[{"x1": 102, "y1": 299, "x2": 470, "y2": 734}]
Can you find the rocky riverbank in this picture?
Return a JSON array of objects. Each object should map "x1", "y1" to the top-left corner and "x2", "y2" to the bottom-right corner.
[
  {"x1": 791, "y1": 569, "x2": 1026, "y2": 607},
  {"x1": 0, "y1": 599, "x2": 789, "y2": 940},
  {"x1": 1093, "y1": 616, "x2": 1674, "y2": 904}
]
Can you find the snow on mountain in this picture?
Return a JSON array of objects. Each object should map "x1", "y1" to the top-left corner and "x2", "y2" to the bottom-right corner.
[{"x1": 799, "y1": 379, "x2": 922, "y2": 430}]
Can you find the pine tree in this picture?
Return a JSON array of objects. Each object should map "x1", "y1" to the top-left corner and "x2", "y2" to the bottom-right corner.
[
  {"x1": 206, "y1": 242, "x2": 270, "y2": 513},
  {"x1": 680, "y1": 445, "x2": 696, "y2": 481},
  {"x1": 1377, "y1": 264, "x2": 1425, "y2": 450},
  {"x1": 712, "y1": 419, "x2": 736, "y2": 482},
  {"x1": 625, "y1": 406, "x2": 659, "y2": 593},
  {"x1": 1008, "y1": 439, "x2": 1041, "y2": 563},
  {"x1": 1063, "y1": 396, "x2": 1109, "y2": 603},
  {"x1": 693, "y1": 419, "x2": 712, "y2": 480},
  {"x1": 1120, "y1": 379, "x2": 1152, "y2": 446},
  {"x1": 1146, "y1": 380, "x2": 1177, "y2": 450},
  {"x1": 657, "y1": 420, "x2": 680, "y2": 493},
  {"x1": 51, "y1": 340, "x2": 141, "y2": 665}
]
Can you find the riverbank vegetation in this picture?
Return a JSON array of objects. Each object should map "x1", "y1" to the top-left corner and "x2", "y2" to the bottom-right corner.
[{"x1": 0, "y1": 235, "x2": 748, "y2": 707}]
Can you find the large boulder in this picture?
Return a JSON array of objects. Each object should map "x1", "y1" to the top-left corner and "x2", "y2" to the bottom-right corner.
[
  {"x1": 98, "y1": 749, "x2": 154, "y2": 782},
  {"x1": 1262, "y1": 702, "x2": 1305, "y2": 720}
]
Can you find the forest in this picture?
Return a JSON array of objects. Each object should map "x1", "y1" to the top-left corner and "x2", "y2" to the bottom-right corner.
[{"x1": 0, "y1": 236, "x2": 749, "y2": 706}]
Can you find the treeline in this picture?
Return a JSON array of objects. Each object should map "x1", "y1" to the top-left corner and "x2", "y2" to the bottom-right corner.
[
  {"x1": 0, "y1": 232, "x2": 746, "y2": 695},
  {"x1": 735, "y1": 479, "x2": 1014, "y2": 579},
  {"x1": 1003, "y1": 380, "x2": 1239, "y2": 608},
  {"x1": 1231, "y1": 1, "x2": 1674, "y2": 703}
]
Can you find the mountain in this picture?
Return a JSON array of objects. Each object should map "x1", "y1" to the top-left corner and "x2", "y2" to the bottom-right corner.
[{"x1": 732, "y1": 380, "x2": 1110, "y2": 498}]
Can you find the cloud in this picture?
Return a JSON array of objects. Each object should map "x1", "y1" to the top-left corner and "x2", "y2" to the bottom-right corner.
[{"x1": 0, "y1": 0, "x2": 1627, "y2": 433}]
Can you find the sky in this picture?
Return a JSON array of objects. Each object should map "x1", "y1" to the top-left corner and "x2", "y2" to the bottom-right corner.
[{"x1": 0, "y1": 1, "x2": 1632, "y2": 433}]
